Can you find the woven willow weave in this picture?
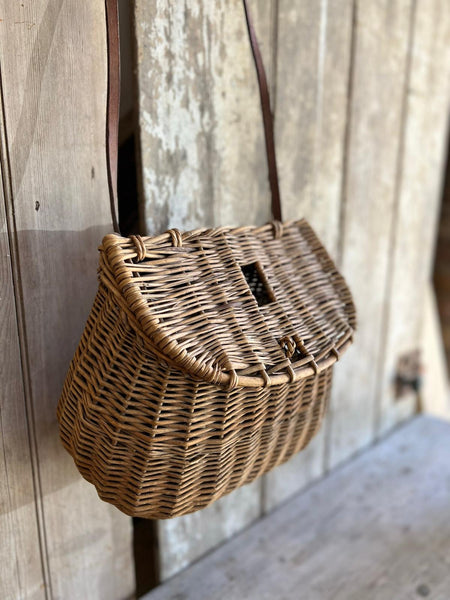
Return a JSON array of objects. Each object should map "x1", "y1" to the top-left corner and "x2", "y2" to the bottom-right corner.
[{"x1": 57, "y1": 219, "x2": 356, "y2": 518}]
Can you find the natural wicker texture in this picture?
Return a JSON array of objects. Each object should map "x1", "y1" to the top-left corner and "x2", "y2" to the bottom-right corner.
[{"x1": 57, "y1": 219, "x2": 356, "y2": 518}]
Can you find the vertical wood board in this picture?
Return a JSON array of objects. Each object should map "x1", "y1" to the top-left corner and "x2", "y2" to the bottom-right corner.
[
  {"x1": 263, "y1": 0, "x2": 354, "y2": 511},
  {"x1": 327, "y1": 0, "x2": 415, "y2": 468},
  {"x1": 0, "y1": 177, "x2": 45, "y2": 599},
  {"x1": 135, "y1": 0, "x2": 273, "y2": 235},
  {"x1": 0, "y1": 1, "x2": 134, "y2": 598}
]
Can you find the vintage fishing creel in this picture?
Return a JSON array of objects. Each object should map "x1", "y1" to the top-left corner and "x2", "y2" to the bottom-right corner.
[
  {"x1": 57, "y1": 0, "x2": 356, "y2": 519},
  {"x1": 58, "y1": 220, "x2": 355, "y2": 518}
]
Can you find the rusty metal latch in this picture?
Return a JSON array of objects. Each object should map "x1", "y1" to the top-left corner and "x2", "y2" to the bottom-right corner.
[{"x1": 394, "y1": 350, "x2": 422, "y2": 399}]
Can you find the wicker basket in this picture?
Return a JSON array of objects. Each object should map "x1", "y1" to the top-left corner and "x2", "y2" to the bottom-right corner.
[{"x1": 57, "y1": 219, "x2": 356, "y2": 518}]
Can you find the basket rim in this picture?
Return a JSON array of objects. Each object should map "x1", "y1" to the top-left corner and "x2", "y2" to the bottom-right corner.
[{"x1": 99, "y1": 219, "x2": 355, "y2": 388}]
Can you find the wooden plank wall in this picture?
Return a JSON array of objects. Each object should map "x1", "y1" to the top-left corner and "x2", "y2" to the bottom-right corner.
[
  {"x1": 0, "y1": 1, "x2": 134, "y2": 599},
  {"x1": 135, "y1": 0, "x2": 450, "y2": 584}
]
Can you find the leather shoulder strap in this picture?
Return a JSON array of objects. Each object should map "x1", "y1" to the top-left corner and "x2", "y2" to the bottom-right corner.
[
  {"x1": 243, "y1": 0, "x2": 282, "y2": 222},
  {"x1": 105, "y1": 0, "x2": 120, "y2": 234}
]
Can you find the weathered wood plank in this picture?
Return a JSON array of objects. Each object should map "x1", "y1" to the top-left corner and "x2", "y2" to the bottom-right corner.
[
  {"x1": 134, "y1": 0, "x2": 275, "y2": 579},
  {"x1": 327, "y1": 0, "x2": 415, "y2": 468},
  {"x1": 0, "y1": 168, "x2": 45, "y2": 599},
  {"x1": 135, "y1": 0, "x2": 273, "y2": 235},
  {"x1": 263, "y1": 0, "x2": 354, "y2": 511},
  {"x1": 0, "y1": 1, "x2": 134, "y2": 598},
  {"x1": 377, "y1": 0, "x2": 450, "y2": 435},
  {"x1": 143, "y1": 416, "x2": 450, "y2": 600}
]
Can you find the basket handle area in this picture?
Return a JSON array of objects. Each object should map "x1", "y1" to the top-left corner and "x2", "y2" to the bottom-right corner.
[
  {"x1": 104, "y1": 0, "x2": 283, "y2": 235},
  {"x1": 98, "y1": 226, "x2": 355, "y2": 391}
]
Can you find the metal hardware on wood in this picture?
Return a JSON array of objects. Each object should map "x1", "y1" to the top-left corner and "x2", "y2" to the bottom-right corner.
[{"x1": 394, "y1": 350, "x2": 422, "y2": 399}]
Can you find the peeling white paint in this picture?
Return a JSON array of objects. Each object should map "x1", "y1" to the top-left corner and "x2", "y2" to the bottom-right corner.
[{"x1": 135, "y1": 0, "x2": 271, "y2": 235}]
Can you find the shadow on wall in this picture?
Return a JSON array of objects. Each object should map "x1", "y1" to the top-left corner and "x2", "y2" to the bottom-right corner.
[
  {"x1": 6, "y1": 225, "x2": 111, "y2": 504},
  {"x1": 434, "y1": 144, "x2": 450, "y2": 375}
]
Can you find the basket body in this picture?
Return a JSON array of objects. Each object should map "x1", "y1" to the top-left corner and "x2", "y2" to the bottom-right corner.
[{"x1": 58, "y1": 219, "x2": 355, "y2": 518}]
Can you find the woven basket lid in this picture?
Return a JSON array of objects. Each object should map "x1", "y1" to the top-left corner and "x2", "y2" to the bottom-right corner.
[{"x1": 99, "y1": 219, "x2": 356, "y2": 389}]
